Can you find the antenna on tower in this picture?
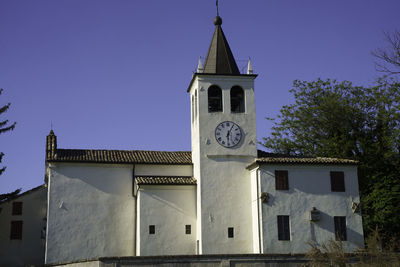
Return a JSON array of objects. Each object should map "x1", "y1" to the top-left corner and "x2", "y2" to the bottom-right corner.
[{"x1": 216, "y1": 0, "x2": 219, "y2": 16}]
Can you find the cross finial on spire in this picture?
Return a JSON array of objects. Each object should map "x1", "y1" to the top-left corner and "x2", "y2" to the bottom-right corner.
[{"x1": 216, "y1": 0, "x2": 219, "y2": 16}]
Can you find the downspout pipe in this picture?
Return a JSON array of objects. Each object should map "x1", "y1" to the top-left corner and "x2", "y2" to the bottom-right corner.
[{"x1": 256, "y1": 169, "x2": 262, "y2": 253}]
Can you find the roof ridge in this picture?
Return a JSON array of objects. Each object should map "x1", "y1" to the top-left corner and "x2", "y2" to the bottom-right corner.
[{"x1": 56, "y1": 148, "x2": 191, "y2": 153}]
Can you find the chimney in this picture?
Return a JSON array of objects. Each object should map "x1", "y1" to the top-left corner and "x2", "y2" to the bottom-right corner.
[{"x1": 46, "y1": 130, "x2": 57, "y2": 161}]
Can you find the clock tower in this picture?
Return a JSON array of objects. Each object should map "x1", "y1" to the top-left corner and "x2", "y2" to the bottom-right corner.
[{"x1": 188, "y1": 16, "x2": 258, "y2": 254}]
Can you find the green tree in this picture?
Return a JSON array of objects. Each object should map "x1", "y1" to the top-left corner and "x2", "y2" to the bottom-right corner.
[
  {"x1": 0, "y1": 88, "x2": 19, "y2": 202},
  {"x1": 262, "y1": 78, "x2": 400, "y2": 243},
  {"x1": 0, "y1": 88, "x2": 16, "y2": 176}
]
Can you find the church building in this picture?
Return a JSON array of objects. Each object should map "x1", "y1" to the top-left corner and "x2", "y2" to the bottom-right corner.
[{"x1": 0, "y1": 15, "x2": 364, "y2": 267}]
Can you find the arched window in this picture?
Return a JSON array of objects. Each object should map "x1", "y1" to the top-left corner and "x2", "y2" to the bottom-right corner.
[
  {"x1": 231, "y1": 86, "x2": 244, "y2": 113},
  {"x1": 208, "y1": 85, "x2": 222, "y2": 112}
]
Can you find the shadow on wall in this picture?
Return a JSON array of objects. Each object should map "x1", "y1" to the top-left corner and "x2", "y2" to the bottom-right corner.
[
  {"x1": 54, "y1": 164, "x2": 133, "y2": 195},
  {"x1": 308, "y1": 210, "x2": 364, "y2": 248}
]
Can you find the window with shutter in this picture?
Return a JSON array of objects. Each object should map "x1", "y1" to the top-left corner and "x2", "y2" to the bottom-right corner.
[
  {"x1": 334, "y1": 216, "x2": 347, "y2": 241},
  {"x1": 10, "y1": 221, "x2": 23, "y2": 240},
  {"x1": 275, "y1": 170, "x2": 289, "y2": 190},
  {"x1": 277, "y1": 215, "x2": 290, "y2": 240},
  {"x1": 331, "y1": 171, "x2": 345, "y2": 192}
]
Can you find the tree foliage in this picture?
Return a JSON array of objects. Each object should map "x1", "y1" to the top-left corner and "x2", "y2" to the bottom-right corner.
[
  {"x1": 0, "y1": 88, "x2": 16, "y2": 176},
  {"x1": 262, "y1": 78, "x2": 400, "y2": 241}
]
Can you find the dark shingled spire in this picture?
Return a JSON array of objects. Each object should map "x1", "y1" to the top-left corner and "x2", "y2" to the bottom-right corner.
[{"x1": 203, "y1": 16, "x2": 240, "y2": 75}]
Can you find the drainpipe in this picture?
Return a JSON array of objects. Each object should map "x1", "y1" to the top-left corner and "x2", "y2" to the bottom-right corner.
[
  {"x1": 132, "y1": 165, "x2": 137, "y2": 256},
  {"x1": 256, "y1": 169, "x2": 262, "y2": 253}
]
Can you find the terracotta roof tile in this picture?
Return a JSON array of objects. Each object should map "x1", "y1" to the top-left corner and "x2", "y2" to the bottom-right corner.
[
  {"x1": 247, "y1": 156, "x2": 358, "y2": 169},
  {"x1": 47, "y1": 149, "x2": 192, "y2": 165},
  {"x1": 135, "y1": 176, "x2": 196, "y2": 185}
]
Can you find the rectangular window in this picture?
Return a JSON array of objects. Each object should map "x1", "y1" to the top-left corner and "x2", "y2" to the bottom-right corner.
[
  {"x1": 12, "y1": 202, "x2": 23, "y2": 215},
  {"x1": 149, "y1": 225, "x2": 155, "y2": 235},
  {"x1": 185, "y1": 225, "x2": 191, "y2": 235},
  {"x1": 277, "y1": 215, "x2": 290, "y2": 240},
  {"x1": 275, "y1": 170, "x2": 289, "y2": 190},
  {"x1": 331, "y1": 171, "x2": 345, "y2": 192},
  {"x1": 228, "y1": 227, "x2": 234, "y2": 238},
  {"x1": 10, "y1": 221, "x2": 23, "y2": 240},
  {"x1": 334, "y1": 216, "x2": 347, "y2": 241}
]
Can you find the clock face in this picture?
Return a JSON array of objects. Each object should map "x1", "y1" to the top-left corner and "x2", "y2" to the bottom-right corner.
[{"x1": 215, "y1": 121, "x2": 242, "y2": 148}]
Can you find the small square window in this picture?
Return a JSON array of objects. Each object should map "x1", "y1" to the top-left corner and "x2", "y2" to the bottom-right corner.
[
  {"x1": 10, "y1": 221, "x2": 23, "y2": 240},
  {"x1": 275, "y1": 170, "x2": 289, "y2": 190},
  {"x1": 331, "y1": 171, "x2": 345, "y2": 192},
  {"x1": 185, "y1": 225, "x2": 191, "y2": 235},
  {"x1": 149, "y1": 225, "x2": 155, "y2": 235},
  {"x1": 12, "y1": 202, "x2": 23, "y2": 215},
  {"x1": 228, "y1": 227, "x2": 234, "y2": 238}
]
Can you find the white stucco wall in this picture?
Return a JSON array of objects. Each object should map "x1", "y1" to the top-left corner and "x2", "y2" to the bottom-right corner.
[
  {"x1": 135, "y1": 164, "x2": 192, "y2": 177},
  {"x1": 137, "y1": 185, "x2": 196, "y2": 256},
  {"x1": 0, "y1": 186, "x2": 47, "y2": 267},
  {"x1": 255, "y1": 164, "x2": 364, "y2": 253},
  {"x1": 45, "y1": 163, "x2": 136, "y2": 264},
  {"x1": 189, "y1": 75, "x2": 257, "y2": 254}
]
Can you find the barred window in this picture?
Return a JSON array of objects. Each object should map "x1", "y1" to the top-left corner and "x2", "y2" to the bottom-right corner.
[
  {"x1": 185, "y1": 225, "x2": 191, "y2": 235},
  {"x1": 12, "y1": 202, "x2": 22, "y2": 215},
  {"x1": 275, "y1": 170, "x2": 289, "y2": 190},
  {"x1": 10, "y1": 221, "x2": 23, "y2": 240}
]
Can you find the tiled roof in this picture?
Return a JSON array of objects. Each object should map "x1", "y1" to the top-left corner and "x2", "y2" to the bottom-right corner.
[
  {"x1": 47, "y1": 149, "x2": 192, "y2": 165},
  {"x1": 135, "y1": 176, "x2": 197, "y2": 185},
  {"x1": 247, "y1": 156, "x2": 358, "y2": 169},
  {"x1": 0, "y1": 184, "x2": 46, "y2": 204}
]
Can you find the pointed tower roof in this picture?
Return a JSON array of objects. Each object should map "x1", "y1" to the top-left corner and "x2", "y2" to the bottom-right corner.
[{"x1": 202, "y1": 16, "x2": 240, "y2": 75}]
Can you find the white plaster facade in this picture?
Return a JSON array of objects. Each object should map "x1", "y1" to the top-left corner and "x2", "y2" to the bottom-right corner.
[
  {"x1": 189, "y1": 75, "x2": 257, "y2": 254},
  {"x1": 45, "y1": 163, "x2": 136, "y2": 263},
  {"x1": 0, "y1": 185, "x2": 47, "y2": 267},
  {"x1": 249, "y1": 164, "x2": 364, "y2": 253},
  {"x1": 137, "y1": 185, "x2": 196, "y2": 256}
]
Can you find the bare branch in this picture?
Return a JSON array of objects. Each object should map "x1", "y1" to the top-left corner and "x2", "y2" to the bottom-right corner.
[{"x1": 372, "y1": 30, "x2": 400, "y2": 76}]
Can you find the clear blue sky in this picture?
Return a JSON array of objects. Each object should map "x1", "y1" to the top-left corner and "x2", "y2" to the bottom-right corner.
[{"x1": 1, "y1": 0, "x2": 399, "y2": 194}]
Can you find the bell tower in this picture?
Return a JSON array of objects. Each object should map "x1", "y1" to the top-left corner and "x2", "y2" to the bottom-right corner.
[{"x1": 188, "y1": 16, "x2": 258, "y2": 254}]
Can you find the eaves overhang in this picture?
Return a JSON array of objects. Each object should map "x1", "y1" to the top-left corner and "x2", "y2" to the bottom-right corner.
[{"x1": 246, "y1": 157, "x2": 359, "y2": 170}]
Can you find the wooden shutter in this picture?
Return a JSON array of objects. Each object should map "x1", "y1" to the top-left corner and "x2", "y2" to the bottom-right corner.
[
  {"x1": 331, "y1": 171, "x2": 345, "y2": 192},
  {"x1": 275, "y1": 170, "x2": 289, "y2": 190}
]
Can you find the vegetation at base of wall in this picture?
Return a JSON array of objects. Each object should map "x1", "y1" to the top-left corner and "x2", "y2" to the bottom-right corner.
[{"x1": 303, "y1": 229, "x2": 400, "y2": 266}]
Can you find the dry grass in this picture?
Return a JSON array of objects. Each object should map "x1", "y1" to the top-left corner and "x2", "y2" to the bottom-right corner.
[{"x1": 303, "y1": 229, "x2": 400, "y2": 267}]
